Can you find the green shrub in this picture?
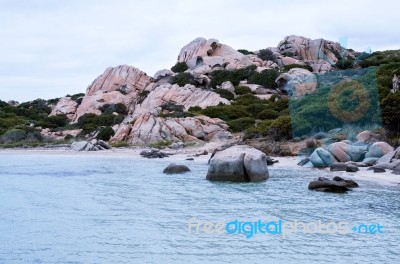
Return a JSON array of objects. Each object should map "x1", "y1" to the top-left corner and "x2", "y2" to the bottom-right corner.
[
  {"x1": 233, "y1": 94, "x2": 265, "y2": 106},
  {"x1": 237, "y1": 49, "x2": 254, "y2": 55},
  {"x1": 188, "y1": 106, "x2": 202, "y2": 113},
  {"x1": 336, "y1": 58, "x2": 355, "y2": 69},
  {"x1": 200, "y1": 105, "x2": 249, "y2": 121},
  {"x1": 268, "y1": 115, "x2": 292, "y2": 140},
  {"x1": 171, "y1": 62, "x2": 188, "y2": 73},
  {"x1": 45, "y1": 115, "x2": 69, "y2": 128},
  {"x1": 245, "y1": 103, "x2": 269, "y2": 117},
  {"x1": 1, "y1": 129, "x2": 27, "y2": 143},
  {"x1": 258, "y1": 49, "x2": 276, "y2": 61},
  {"x1": 214, "y1": 89, "x2": 234, "y2": 100},
  {"x1": 111, "y1": 141, "x2": 130, "y2": 148},
  {"x1": 234, "y1": 86, "x2": 252, "y2": 95},
  {"x1": 209, "y1": 65, "x2": 257, "y2": 87},
  {"x1": 257, "y1": 109, "x2": 279, "y2": 120},
  {"x1": 96, "y1": 126, "x2": 115, "y2": 141},
  {"x1": 149, "y1": 140, "x2": 173, "y2": 149},
  {"x1": 227, "y1": 117, "x2": 255, "y2": 132},
  {"x1": 64, "y1": 134, "x2": 74, "y2": 141},
  {"x1": 283, "y1": 64, "x2": 313, "y2": 72},
  {"x1": 248, "y1": 69, "x2": 279, "y2": 88},
  {"x1": 99, "y1": 103, "x2": 127, "y2": 115},
  {"x1": 82, "y1": 124, "x2": 97, "y2": 134},
  {"x1": 170, "y1": 72, "x2": 195, "y2": 86}
]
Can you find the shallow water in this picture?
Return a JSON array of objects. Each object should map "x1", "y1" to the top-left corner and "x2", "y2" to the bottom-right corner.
[{"x1": 0, "y1": 154, "x2": 399, "y2": 264}]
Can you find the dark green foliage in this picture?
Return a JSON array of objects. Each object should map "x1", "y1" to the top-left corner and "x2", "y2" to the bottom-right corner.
[
  {"x1": 188, "y1": 106, "x2": 202, "y2": 113},
  {"x1": 237, "y1": 49, "x2": 254, "y2": 55},
  {"x1": 257, "y1": 109, "x2": 279, "y2": 120},
  {"x1": 161, "y1": 101, "x2": 184, "y2": 112},
  {"x1": 170, "y1": 72, "x2": 195, "y2": 86},
  {"x1": 258, "y1": 49, "x2": 276, "y2": 61},
  {"x1": 99, "y1": 103, "x2": 127, "y2": 115},
  {"x1": 248, "y1": 69, "x2": 279, "y2": 88},
  {"x1": 209, "y1": 65, "x2": 257, "y2": 87},
  {"x1": 359, "y1": 50, "x2": 400, "y2": 68},
  {"x1": 336, "y1": 58, "x2": 355, "y2": 69},
  {"x1": 381, "y1": 92, "x2": 400, "y2": 133},
  {"x1": 171, "y1": 62, "x2": 189, "y2": 73},
  {"x1": 232, "y1": 94, "x2": 265, "y2": 106},
  {"x1": 268, "y1": 115, "x2": 292, "y2": 140},
  {"x1": 77, "y1": 112, "x2": 125, "y2": 134},
  {"x1": 96, "y1": 126, "x2": 115, "y2": 141},
  {"x1": 138, "y1": 90, "x2": 150, "y2": 104},
  {"x1": 44, "y1": 115, "x2": 69, "y2": 128},
  {"x1": 214, "y1": 89, "x2": 234, "y2": 100},
  {"x1": 227, "y1": 117, "x2": 255, "y2": 132},
  {"x1": 0, "y1": 100, "x2": 8, "y2": 107},
  {"x1": 70, "y1": 93, "x2": 85, "y2": 102},
  {"x1": 234, "y1": 86, "x2": 252, "y2": 95},
  {"x1": 200, "y1": 105, "x2": 250, "y2": 121},
  {"x1": 283, "y1": 64, "x2": 313, "y2": 72},
  {"x1": 1, "y1": 129, "x2": 27, "y2": 143}
]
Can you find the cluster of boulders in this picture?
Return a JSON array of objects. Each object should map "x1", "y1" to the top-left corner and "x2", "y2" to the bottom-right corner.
[
  {"x1": 299, "y1": 130, "x2": 400, "y2": 174},
  {"x1": 71, "y1": 139, "x2": 111, "y2": 151}
]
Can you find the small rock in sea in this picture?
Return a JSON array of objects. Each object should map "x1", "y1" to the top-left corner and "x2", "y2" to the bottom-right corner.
[
  {"x1": 308, "y1": 176, "x2": 358, "y2": 193},
  {"x1": 374, "y1": 168, "x2": 386, "y2": 173},
  {"x1": 163, "y1": 163, "x2": 191, "y2": 174},
  {"x1": 186, "y1": 158, "x2": 194, "y2": 161}
]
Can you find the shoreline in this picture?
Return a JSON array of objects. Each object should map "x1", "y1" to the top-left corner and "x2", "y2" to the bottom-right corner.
[{"x1": 1, "y1": 146, "x2": 400, "y2": 187}]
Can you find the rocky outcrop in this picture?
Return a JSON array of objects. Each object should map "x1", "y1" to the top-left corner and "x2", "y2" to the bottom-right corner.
[
  {"x1": 140, "y1": 149, "x2": 171, "y2": 158},
  {"x1": 328, "y1": 142, "x2": 367, "y2": 162},
  {"x1": 41, "y1": 128, "x2": 81, "y2": 141},
  {"x1": 131, "y1": 83, "x2": 229, "y2": 118},
  {"x1": 72, "y1": 65, "x2": 152, "y2": 122},
  {"x1": 275, "y1": 35, "x2": 355, "y2": 73},
  {"x1": 206, "y1": 145, "x2": 269, "y2": 182},
  {"x1": 71, "y1": 140, "x2": 111, "y2": 151},
  {"x1": 126, "y1": 114, "x2": 231, "y2": 145},
  {"x1": 356, "y1": 130, "x2": 379, "y2": 144},
  {"x1": 177, "y1": 37, "x2": 253, "y2": 70},
  {"x1": 163, "y1": 163, "x2": 191, "y2": 174},
  {"x1": 50, "y1": 97, "x2": 78, "y2": 120},
  {"x1": 275, "y1": 68, "x2": 317, "y2": 97},
  {"x1": 309, "y1": 147, "x2": 334, "y2": 167}
]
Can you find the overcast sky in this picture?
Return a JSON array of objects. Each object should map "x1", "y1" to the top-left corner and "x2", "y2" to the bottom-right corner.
[{"x1": 1, "y1": 0, "x2": 399, "y2": 102}]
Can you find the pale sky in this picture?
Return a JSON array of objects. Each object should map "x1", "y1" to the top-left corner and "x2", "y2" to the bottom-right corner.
[{"x1": 0, "y1": 0, "x2": 399, "y2": 102}]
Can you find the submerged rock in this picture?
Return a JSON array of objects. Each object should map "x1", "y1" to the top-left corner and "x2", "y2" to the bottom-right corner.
[
  {"x1": 163, "y1": 163, "x2": 191, "y2": 174},
  {"x1": 206, "y1": 145, "x2": 269, "y2": 182}
]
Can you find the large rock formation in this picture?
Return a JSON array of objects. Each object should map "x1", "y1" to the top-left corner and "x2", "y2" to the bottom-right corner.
[
  {"x1": 206, "y1": 145, "x2": 269, "y2": 182},
  {"x1": 274, "y1": 35, "x2": 355, "y2": 73},
  {"x1": 50, "y1": 97, "x2": 78, "y2": 120},
  {"x1": 125, "y1": 114, "x2": 231, "y2": 145},
  {"x1": 177, "y1": 37, "x2": 253, "y2": 70},
  {"x1": 72, "y1": 65, "x2": 153, "y2": 122},
  {"x1": 275, "y1": 68, "x2": 317, "y2": 96},
  {"x1": 131, "y1": 83, "x2": 229, "y2": 118}
]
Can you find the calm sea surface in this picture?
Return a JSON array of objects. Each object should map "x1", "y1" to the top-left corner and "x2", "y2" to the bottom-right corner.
[{"x1": 0, "y1": 153, "x2": 399, "y2": 264}]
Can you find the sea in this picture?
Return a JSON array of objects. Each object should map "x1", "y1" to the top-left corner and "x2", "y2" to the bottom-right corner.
[{"x1": 0, "y1": 153, "x2": 399, "y2": 264}]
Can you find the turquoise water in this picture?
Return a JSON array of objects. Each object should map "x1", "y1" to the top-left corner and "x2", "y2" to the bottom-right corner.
[{"x1": 0, "y1": 153, "x2": 399, "y2": 264}]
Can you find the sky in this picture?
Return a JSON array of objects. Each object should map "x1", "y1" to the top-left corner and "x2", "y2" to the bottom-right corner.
[{"x1": 0, "y1": 0, "x2": 399, "y2": 102}]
